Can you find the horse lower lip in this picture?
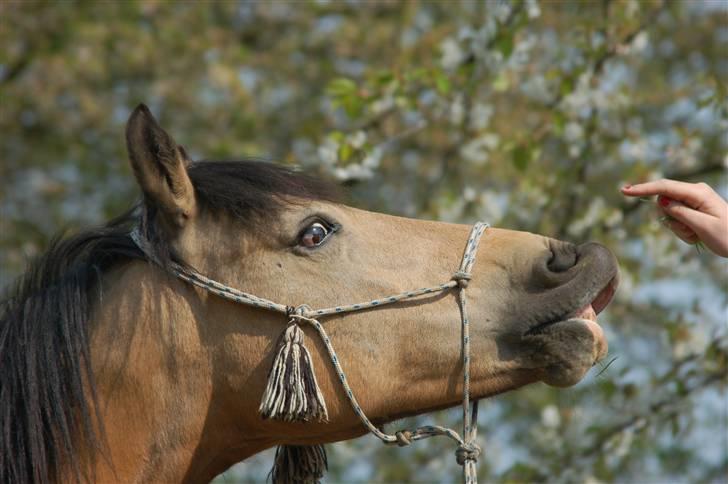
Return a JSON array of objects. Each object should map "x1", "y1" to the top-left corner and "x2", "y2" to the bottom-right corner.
[{"x1": 525, "y1": 311, "x2": 596, "y2": 335}]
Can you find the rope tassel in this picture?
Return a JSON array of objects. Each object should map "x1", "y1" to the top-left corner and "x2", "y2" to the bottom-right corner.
[
  {"x1": 259, "y1": 322, "x2": 328, "y2": 422},
  {"x1": 270, "y1": 444, "x2": 328, "y2": 484}
]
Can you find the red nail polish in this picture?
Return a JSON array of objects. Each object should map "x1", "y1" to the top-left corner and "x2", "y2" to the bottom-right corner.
[{"x1": 659, "y1": 196, "x2": 671, "y2": 207}]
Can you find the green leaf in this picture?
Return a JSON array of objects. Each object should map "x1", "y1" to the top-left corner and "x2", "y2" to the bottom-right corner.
[
  {"x1": 493, "y1": 72, "x2": 510, "y2": 92},
  {"x1": 496, "y1": 32, "x2": 515, "y2": 58},
  {"x1": 512, "y1": 145, "x2": 529, "y2": 171},
  {"x1": 553, "y1": 111, "x2": 567, "y2": 135},
  {"x1": 338, "y1": 142, "x2": 352, "y2": 162},
  {"x1": 676, "y1": 379, "x2": 688, "y2": 397},
  {"x1": 405, "y1": 67, "x2": 428, "y2": 82},
  {"x1": 374, "y1": 70, "x2": 394, "y2": 86},
  {"x1": 434, "y1": 72, "x2": 451, "y2": 95},
  {"x1": 326, "y1": 78, "x2": 357, "y2": 97},
  {"x1": 342, "y1": 96, "x2": 363, "y2": 118},
  {"x1": 329, "y1": 131, "x2": 345, "y2": 143},
  {"x1": 560, "y1": 76, "x2": 575, "y2": 96}
]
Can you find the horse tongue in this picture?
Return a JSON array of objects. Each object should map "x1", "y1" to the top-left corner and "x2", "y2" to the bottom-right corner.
[
  {"x1": 574, "y1": 303, "x2": 606, "y2": 360},
  {"x1": 575, "y1": 304, "x2": 597, "y2": 322}
]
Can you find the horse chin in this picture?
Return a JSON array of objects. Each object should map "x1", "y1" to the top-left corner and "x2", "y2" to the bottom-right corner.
[
  {"x1": 523, "y1": 316, "x2": 608, "y2": 388},
  {"x1": 520, "y1": 274, "x2": 616, "y2": 387}
]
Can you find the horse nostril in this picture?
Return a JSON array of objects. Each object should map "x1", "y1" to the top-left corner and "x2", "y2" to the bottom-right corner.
[{"x1": 547, "y1": 244, "x2": 578, "y2": 273}]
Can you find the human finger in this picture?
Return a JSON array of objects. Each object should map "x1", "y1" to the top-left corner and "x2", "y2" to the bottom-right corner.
[
  {"x1": 659, "y1": 197, "x2": 714, "y2": 233},
  {"x1": 621, "y1": 179, "x2": 709, "y2": 209},
  {"x1": 662, "y1": 217, "x2": 700, "y2": 245}
]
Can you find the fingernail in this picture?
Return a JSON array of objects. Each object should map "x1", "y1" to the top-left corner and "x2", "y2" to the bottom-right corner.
[
  {"x1": 659, "y1": 196, "x2": 671, "y2": 207},
  {"x1": 621, "y1": 184, "x2": 632, "y2": 190}
]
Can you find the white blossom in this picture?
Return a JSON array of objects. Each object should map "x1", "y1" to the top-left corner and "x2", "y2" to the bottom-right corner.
[
  {"x1": 494, "y1": 1, "x2": 512, "y2": 23},
  {"x1": 510, "y1": 33, "x2": 535, "y2": 68},
  {"x1": 470, "y1": 17, "x2": 498, "y2": 59},
  {"x1": 370, "y1": 95, "x2": 395, "y2": 115},
  {"x1": 469, "y1": 102, "x2": 494, "y2": 130},
  {"x1": 440, "y1": 37, "x2": 466, "y2": 70},
  {"x1": 477, "y1": 190, "x2": 507, "y2": 224},
  {"x1": 449, "y1": 94, "x2": 465, "y2": 125},
  {"x1": 615, "y1": 270, "x2": 634, "y2": 303},
  {"x1": 541, "y1": 405, "x2": 561, "y2": 428},
  {"x1": 569, "y1": 144, "x2": 582, "y2": 158},
  {"x1": 631, "y1": 31, "x2": 649, "y2": 53},
  {"x1": 361, "y1": 146, "x2": 383, "y2": 169},
  {"x1": 317, "y1": 137, "x2": 338, "y2": 166},
  {"x1": 604, "y1": 209, "x2": 623, "y2": 228},
  {"x1": 568, "y1": 197, "x2": 606, "y2": 237},
  {"x1": 526, "y1": 0, "x2": 541, "y2": 19},
  {"x1": 672, "y1": 328, "x2": 708, "y2": 359},
  {"x1": 348, "y1": 130, "x2": 367, "y2": 149},
  {"x1": 626, "y1": 0, "x2": 640, "y2": 17},
  {"x1": 438, "y1": 197, "x2": 466, "y2": 223},
  {"x1": 619, "y1": 138, "x2": 649, "y2": 162},
  {"x1": 327, "y1": 145, "x2": 383, "y2": 182},
  {"x1": 521, "y1": 74, "x2": 551, "y2": 102},
  {"x1": 460, "y1": 134, "x2": 499, "y2": 165},
  {"x1": 612, "y1": 428, "x2": 635, "y2": 459},
  {"x1": 591, "y1": 31, "x2": 606, "y2": 49},
  {"x1": 333, "y1": 164, "x2": 372, "y2": 181},
  {"x1": 564, "y1": 122, "x2": 584, "y2": 142},
  {"x1": 463, "y1": 186, "x2": 477, "y2": 202}
]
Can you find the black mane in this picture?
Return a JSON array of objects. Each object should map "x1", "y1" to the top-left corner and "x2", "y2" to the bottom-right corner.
[{"x1": 0, "y1": 160, "x2": 336, "y2": 484}]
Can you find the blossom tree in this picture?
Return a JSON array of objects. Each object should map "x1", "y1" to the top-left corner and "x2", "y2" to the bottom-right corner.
[{"x1": 1, "y1": 1, "x2": 725, "y2": 481}]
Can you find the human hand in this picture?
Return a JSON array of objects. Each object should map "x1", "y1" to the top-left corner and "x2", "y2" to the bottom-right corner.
[{"x1": 621, "y1": 179, "x2": 728, "y2": 257}]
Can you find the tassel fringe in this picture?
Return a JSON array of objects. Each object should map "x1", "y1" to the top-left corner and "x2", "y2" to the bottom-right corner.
[
  {"x1": 259, "y1": 323, "x2": 328, "y2": 422},
  {"x1": 270, "y1": 445, "x2": 327, "y2": 484}
]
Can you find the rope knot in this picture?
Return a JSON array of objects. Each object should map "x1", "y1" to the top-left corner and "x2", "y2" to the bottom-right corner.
[
  {"x1": 287, "y1": 304, "x2": 312, "y2": 324},
  {"x1": 294, "y1": 304, "x2": 311, "y2": 316},
  {"x1": 394, "y1": 430, "x2": 412, "y2": 447},
  {"x1": 452, "y1": 271, "x2": 472, "y2": 289},
  {"x1": 455, "y1": 442, "x2": 481, "y2": 465}
]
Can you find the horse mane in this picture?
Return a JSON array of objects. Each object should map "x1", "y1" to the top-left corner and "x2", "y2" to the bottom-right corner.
[{"x1": 0, "y1": 160, "x2": 337, "y2": 484}]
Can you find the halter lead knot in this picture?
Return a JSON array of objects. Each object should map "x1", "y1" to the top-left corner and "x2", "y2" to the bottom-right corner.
[
  {"x1": 455, "y1": 442, "x2": 481, "y2": 465},
  {"x1": 287, "y1": 304, "x2": 314, "y2": 325},
  {"x1": 394, "y1": 430, "x2": 413, "y2": 447},
  {"x1": 452, "y1": 270, "x2": 472, "y2": 288}
]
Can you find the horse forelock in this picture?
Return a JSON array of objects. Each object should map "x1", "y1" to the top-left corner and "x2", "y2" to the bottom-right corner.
[{"x1": 187, "y1": 160, "x2": 340, "y2": 223}]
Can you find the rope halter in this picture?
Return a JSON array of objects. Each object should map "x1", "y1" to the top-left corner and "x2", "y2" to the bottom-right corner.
[{"x1": 131, "y1": 221, "x2": 489, "y2": 483}]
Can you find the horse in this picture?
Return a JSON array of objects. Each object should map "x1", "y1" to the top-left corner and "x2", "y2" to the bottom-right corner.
[{"x1": 0, "y1": 104, "x2": 619, "y2": 483}]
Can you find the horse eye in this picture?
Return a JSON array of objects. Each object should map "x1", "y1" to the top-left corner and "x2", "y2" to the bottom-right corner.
[{"x1": 299, "y1": 222, "x2": 331, "y2": 248}]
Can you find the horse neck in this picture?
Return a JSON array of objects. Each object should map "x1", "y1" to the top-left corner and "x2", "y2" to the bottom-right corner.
[{"x1": 86, "y1": 261, "x2": 265, "y2": 482}]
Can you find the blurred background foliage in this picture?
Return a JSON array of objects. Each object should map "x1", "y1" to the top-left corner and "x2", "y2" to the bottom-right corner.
[{"x1": 1, "y1": 0, "x2": 726, "y2": 482}]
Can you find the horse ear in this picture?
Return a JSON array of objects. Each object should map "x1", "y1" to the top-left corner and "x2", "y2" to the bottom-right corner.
[{"x1": 126, "y1": 104, "x2": 195, "y2": 228}]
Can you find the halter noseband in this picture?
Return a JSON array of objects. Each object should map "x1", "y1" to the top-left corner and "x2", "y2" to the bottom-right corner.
[{"x1": 131, "y1": 221, "x2": 489, "y2": 484}]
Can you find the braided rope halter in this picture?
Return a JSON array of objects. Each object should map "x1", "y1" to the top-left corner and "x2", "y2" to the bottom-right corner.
[{"x1": 131, "y1": 221, "x2": 489, "y2": 483}]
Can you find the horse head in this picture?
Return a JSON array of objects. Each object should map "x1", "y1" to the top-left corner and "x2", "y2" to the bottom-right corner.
[{"x1": 1, "y1": 104, "x2": 618, "y2": 483}]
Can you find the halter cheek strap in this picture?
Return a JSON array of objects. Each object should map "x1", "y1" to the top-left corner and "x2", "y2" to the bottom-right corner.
[{"x1": 131, "y1": 221, "x2": 489, "y2": 484}]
